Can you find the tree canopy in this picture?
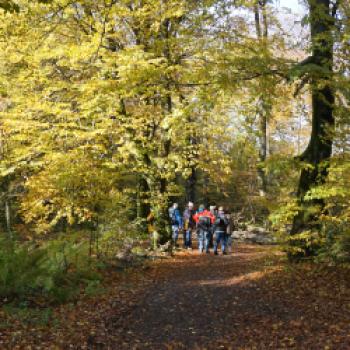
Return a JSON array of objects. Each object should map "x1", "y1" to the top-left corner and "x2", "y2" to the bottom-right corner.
[{"x1": 0, "y1": 0, "x2": 349, "y2": 302}]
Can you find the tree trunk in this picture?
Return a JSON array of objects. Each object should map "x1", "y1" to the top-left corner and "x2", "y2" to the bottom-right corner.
[
  {"x1": 254, "y1": 0, "x2": 269, "y2": 197},
  {"x1": 5, "y1": 199, "x2": 12, "y2": 238},
  {"x1": 155, "y1": 17, "x2": 173, "y2": 245},
  {"x1": 181, "y1": 92, "x2": 198, "y2": 205},
  {"x1": 137, "y1": 177, "x2": 151, "y2": 234},
  {"x1": 290, "y1": 0, "x2": 335, "y2": 259},
  {"x1": 186, "y1": 167, "x2": 197, "y2": 203},
  {"x1": 257, "y1": 103, "x2": 268, "y2": 196}
]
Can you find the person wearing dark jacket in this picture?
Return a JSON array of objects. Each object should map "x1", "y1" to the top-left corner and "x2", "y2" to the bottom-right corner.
[
  {"x1": 183, "y1": 202, "x2": 195, "y2": 249},
  {"x1": 209, "y1": 205, "x2": 217, "y2": 248},
  {"x1": 213, "y1": 206, "x2": 229, "y2": 255}
]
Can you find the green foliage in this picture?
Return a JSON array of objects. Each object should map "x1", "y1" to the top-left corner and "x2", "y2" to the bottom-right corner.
[
  {"x1": 320, "y1": 223, "x2": 350, "y2": 263},
  {"x1": 315, "y1": 161, "x2": 350, "y2": 262},
  {"x1": 0, "y1": 0, "x2": 19, "y2": 12},
  {"x1": 84, "y1": 280, "x2": 103, "y2": 297},
  {"x1": 2, "y1": 303, "x2": 56, "y2": 327},
  {"x1": 0, "y1": 236, "x2": 100, "y2": 303},
  {"x1": 270, "y1": 157, "x2": 350, "y2": 261},
  {"x1": 0, "y1": 238, "x2": 48, "y2": 299}
]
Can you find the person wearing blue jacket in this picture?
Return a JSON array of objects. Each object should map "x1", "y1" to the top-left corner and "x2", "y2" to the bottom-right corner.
[{"x1": 168, "y1": 203, "x2": 183, "y2": 247}]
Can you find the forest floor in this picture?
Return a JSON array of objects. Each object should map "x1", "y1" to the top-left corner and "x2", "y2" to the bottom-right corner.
[{"x1": 1, "y1": 243, "x2": 350, "y2": 349}]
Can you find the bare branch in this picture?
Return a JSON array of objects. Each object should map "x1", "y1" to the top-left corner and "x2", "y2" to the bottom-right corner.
[{"x1": 293, "y1": 75, "x2": 310, "y2": 97}]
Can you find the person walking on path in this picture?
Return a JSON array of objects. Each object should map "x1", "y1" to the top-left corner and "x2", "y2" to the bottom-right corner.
[
  {"x1": 168, "y1": 203, "x2": 183, "y2": 247},
  {"x1": 193, "y1": 205, "x2": 215, "y2": 254},
  {"x1": 209, "y1": 205, "x2": 217, "y2": 248},
  {"x1": 183, "y1": 202, "x2": 195, "y2": 249},
  {"x1": 213, "y1": 206, "x2": 229, "y2": 255},
  {"x1": 209, "y1": 205, "x2": 217, "y2": 217}
]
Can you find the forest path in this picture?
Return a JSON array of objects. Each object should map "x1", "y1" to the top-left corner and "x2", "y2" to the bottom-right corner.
[{"x1": 100, "y1": 244, "x2": 350, "y2": 350}]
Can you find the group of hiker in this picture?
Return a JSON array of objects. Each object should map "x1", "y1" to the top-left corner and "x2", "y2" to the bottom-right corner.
[{"x1": 168, "y1": 202, "x2": 231, "y2": 255}]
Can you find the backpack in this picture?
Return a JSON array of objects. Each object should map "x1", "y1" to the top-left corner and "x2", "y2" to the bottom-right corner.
[
  {"x1": 215, "y1": 215, "x2": 229, "y2": 232},
  {"x1": 198, "y1": 215, "x2": 211, "y2": 230}
]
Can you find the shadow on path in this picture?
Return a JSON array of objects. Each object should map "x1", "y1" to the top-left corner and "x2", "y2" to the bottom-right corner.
[{"x1": 101, "y1": 244, "x2": 350, "y2": 350}]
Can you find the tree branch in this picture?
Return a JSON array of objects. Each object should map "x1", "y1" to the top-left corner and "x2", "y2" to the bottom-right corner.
[{"x1": 293, "y1": 75, "x2": 310, "y2": 97}]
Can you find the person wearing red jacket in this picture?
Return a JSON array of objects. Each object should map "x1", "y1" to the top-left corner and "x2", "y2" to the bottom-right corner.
[{"x1": 193, "y1": 205, "x2": 216, "y2": 253}]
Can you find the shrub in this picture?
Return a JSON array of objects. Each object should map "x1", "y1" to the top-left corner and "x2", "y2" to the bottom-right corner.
[{"x1": 0, "y1": 236, "x2": 100, "y2": 303}]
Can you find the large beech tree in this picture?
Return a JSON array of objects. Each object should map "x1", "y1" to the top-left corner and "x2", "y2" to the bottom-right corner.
[{"x1": 290, "y1": 0, "x2": 339, "y2": 257}]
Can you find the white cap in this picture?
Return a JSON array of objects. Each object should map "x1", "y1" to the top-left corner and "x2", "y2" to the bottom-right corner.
[{"x1": 188, "y1": 202, "x2": 194, "y2": 208}]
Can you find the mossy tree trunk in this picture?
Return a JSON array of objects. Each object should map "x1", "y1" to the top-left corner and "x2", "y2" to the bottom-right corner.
[{"x1": 290, "y1": 0, "x2": 336, "y2": 259}]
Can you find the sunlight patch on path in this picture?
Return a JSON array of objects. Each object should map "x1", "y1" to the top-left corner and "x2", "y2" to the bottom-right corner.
[{"x1": 193, "y1": 268, "x2": 280, "y2": 287}]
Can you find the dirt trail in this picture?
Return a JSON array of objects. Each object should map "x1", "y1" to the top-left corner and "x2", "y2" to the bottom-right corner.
[
  {"x1": 99, "y1": 244, "x2": 350, "y2": 350},
  {"x1": 3, "y1": 244, "x2": 350, "y2": 349}
]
